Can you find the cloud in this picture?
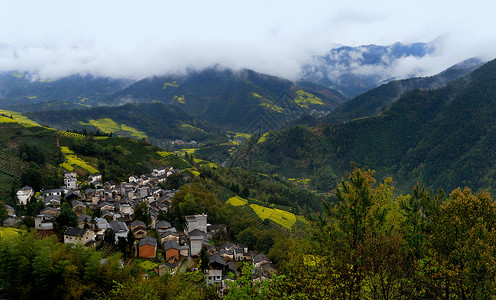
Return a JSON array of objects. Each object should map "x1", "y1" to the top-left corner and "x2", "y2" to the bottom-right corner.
[{"x1": 0, "y1": 0, "x2": 494, "y2": 82}]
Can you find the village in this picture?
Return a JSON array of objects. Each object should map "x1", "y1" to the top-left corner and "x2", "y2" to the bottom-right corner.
[{"x1": 3, "y1": 167, "x2": 277, "y2": 293}]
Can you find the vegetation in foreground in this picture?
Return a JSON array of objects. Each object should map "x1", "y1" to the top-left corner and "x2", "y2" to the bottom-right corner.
[{"x1": 3, "y1": 166, "x2": 496, "y2": 299}]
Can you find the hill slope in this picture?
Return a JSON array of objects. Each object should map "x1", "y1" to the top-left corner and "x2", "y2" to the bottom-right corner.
[
  {"x1": 324, "y1": 58, "x2": 483, "y2": 123},
  {"x1": 248, "y1": 58, "x2": 496, "y2": 193},
  {"x1": 0, "y1": 72, "x2": 130, "y2": 111},
  {"x1": 28, "y1": 102, "x2": 225, "y2": 149},
  {"x1": 106, "y1": 67, "x2": 344, "y2": 132}
]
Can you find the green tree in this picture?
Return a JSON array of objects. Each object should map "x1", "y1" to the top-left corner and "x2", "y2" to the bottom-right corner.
[
  {"x1": 0, "y1": 201, "x2": 7, "y2": 224},
  {"x1": 133, "y1": 203, "x2": 152, "y2": 225},
  {"x1": 426, "y1": 187, "x2": 496, "y2": 299},
  {"x1": 55, "y1": 202, "x2": 78, "y2": 233}
]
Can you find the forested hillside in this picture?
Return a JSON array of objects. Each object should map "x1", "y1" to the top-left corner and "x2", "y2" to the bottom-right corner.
[
  {"x1": 28, "y1": 102, "x2": 226, "y2": 148},
  {"x1": 247, "y1": 58, "x2": 496, "y2": 193},
  {"x1": 106, "y1": 67, "x2": 344, "y2": 131}
]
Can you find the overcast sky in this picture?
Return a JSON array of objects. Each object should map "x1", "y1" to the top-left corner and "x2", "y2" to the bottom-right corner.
[{"x1": 0, "y1": 0, "x2": 495, "y2": 80}]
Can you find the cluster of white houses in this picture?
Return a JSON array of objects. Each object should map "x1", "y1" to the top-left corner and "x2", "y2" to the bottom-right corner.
[{"x1": 5, "y1": 168, "x2": 277, "y2": 285}]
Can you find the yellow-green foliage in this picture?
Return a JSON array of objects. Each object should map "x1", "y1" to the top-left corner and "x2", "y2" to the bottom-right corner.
[
  {"x1": 176, "y1": 149, "x2": 196, "y2": 155},
  {"x1": 173, "y1": 95, "x2": 185, "y2": 104},
  {"x1": 120, "y1": 124, "x2": 147, "y2": 139},
  {"x1": 249, "y1": 204, "x2": 297, "y2": 229},
  {"x1": 0, "y1": 115, "x2": 17, "y2": 123},
  {"x1": 226, "y1": 196, "x2": 248, "y2": 206},
  {"x1": 0, "y1": 227, "x2": 25, "y2": 239},
  {"x1": 227, "y1": 131, "x2": 252, "y2": 140},
  {"x1": 0, "y1": 109, "x2": 40, "y2": 127},
  {"x1": 60, "y1": 146, "x2": 75, "y2": 154},
  {"x1": 182, "y1": 124, "x2": 204, "y2": 132},
  {"x1": 185, "y1": 168, "x2": 200, "y2": 177},
  {"x1": 163, "y1": 81, "x2": 180, "y2": 89},
  {"x1": 257, "y1": 132, "x2": 270, "y2": 144},
  {"x1": 61, "y1": 150, "x2": 99, "y2": 174},
  {"x1": 27, "y1": 96, "x2": 37, "y2": 99},
  {"x1": 93, "y1": 136, "x2": 109, "y2": 140},
  {"x1": 294, "y1": 90, "x2": 324, "y2": 108},
  {"x1": 192, "y1": 158, "x2": 218, "y2": 168},
  {"x1": 138, "y1": 259, "x2": 158, "y2": 271},
  {"x1": 79, "y1": 118, "x2": 147, "y2": 139},
  {"x1": 252, "y1": 92, "x2": 262, "y2": 98},
  {"x1": 260, "y1": 102, "x2": 283, "y2": 113},
  {"x1": 157, "y1": 151, "x2": 174, "y2": 157}
]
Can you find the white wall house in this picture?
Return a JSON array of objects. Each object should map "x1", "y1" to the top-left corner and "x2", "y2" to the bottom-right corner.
[{"x1": 17, "y1": 186, "x2": 33, "y2": 205}]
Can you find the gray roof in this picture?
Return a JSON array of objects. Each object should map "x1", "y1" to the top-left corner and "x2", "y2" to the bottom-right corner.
[
  {"x1": 130, "y1": 220, "x2": 146, "y2": 229},
  {"x1": 109, "y1": 220, "x2": 129, "y2": 233},
  {"x1": 139, "y1": 236, "x2": 157, "y2": 248},
  {"x1": 156, "y1": 220, "x2": 172, "y2": 229},
  {"x1": 253, "y1": 253, "x2": 269, "y2": 264},
  {"x1": 163, "y1": 240, "x2": 180, "y2": 251},
  {"x1": 189, "y1": 229, "x2": 206, "y2": 237},
  {"x1": 78, "y1": 214, "x2": 92, "y2": 223},
  {"x1": 209, "y1": 254, "x2": 227, "y2": 266},
  {"x1": 65, "y1": 227, "x2": 87, "y2": 236}
]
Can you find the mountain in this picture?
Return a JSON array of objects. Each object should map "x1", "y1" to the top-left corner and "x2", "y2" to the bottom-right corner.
[
  {"x1": 299, "y1": 42, "x2": 435, "y2": 98},
  {"x1": 324, "y1": 57, "x2": 483, "y2": 123},
  {"x1": 0, "y1": 72, "x2": 130, "y2": 111},
  {"x1": 27, "y1": 102, "x2": 225, "y2": 149},
  {"x1": 246, "y1": 58, "x2": 496, "y2": 193},
  {"x1": 106, "y1": 66, "x2": 345, "y2": 132}
]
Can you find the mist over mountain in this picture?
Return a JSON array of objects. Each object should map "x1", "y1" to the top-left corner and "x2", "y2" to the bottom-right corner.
[{"x1": 299, "y1": 42, "x2": 438, "y2": 98}]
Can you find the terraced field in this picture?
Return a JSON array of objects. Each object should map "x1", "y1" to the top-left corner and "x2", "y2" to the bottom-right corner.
[
  {"x1": 0, "y1": 109, "x2": 40, "y2": 127},
  {"x1": 79, "y1": 118, "x2": 147, "y2": 139},
  {"x1": 226, "y1": 196, "x2": 248, "y2": 206},
  {"x1": 226, "y1": 195, "x2": 300, "y2": 229},
  {"x1": 60, "y1": 146, "x2": 99, "y2": 174}
]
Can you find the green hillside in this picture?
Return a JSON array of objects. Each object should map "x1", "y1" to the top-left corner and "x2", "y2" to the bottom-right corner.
[
  {"x1": 107, "y1": 67, "x2": 344, "y2": 132},
  {"x1": 28, "y1": 102, "x2": 226, "y2": 149},
  {"x1": 245, "y1": 59, "x2": 496, "y2": 193}
]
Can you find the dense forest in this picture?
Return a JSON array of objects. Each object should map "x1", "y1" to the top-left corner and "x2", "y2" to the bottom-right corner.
[{"x1": 247, "y1": 58, "x2": 496, "y2": 194}]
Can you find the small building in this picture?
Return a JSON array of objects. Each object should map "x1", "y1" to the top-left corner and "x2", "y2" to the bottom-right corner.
[
  {"x1": 77, "y1": 214, "x2": 93, "y2": 229},
  {"x1": 109, "y1": 220, "x2": 129, "y2": 243},
  {"x1": 189, "y1": 228, "x2": 207, "y2": 256},
  {"x1": 138, "y1": 237, "x2": 157, "y2": 258},
  {"x1": 163, "y1": 240, "x2": 180, "y2": 262},
  {"x1": 17, "y1": 186, "x2": 33, "y2": 205},
  {"x1": 185, "y1": 214, "x2": 208, "y2": 234},
  {"x1": 130, "y1": 220, "x2": 147, "y2": 239},
  {"x1": 205, "y1": 269, "x2": 223, "y2": 287},
  {"x1": 5, "y1": 205, "x2": 15, "y2": 217},
  {"x1": 44, "y1": 195, "x2": 61, "y2": 207},
  {"x1": 34, "y1": 214, "x2": 54, "y2": 230},
  {"x1": 88, "y1": 173, "x2": 102, "y2": 184},
  {"x1": 63, "y1": 227, "x2": 95, "y2": 246},
  {"x1": 154, "y1": 262, "x2": 177, "y2": 276},
  {"x1": 64, "y1": 172, "x2": 78, "y2": 190}
]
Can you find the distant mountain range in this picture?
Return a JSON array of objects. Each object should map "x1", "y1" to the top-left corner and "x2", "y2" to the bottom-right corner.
[
  {"x1": 299, "y1": 42, "x2": 437, "y2": 98},
  {"x1": 249, "y1": 58, "x2": 496, "y2": 193}
]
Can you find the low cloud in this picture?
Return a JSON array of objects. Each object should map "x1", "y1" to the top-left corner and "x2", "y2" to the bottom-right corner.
[{"x1": 0, "y1": 1, "x2": 495, "y2": 82}]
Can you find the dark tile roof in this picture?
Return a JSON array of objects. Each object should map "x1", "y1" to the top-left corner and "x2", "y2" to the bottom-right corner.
[
  {"x1": 64, "y1": 227, "x2": 87, "y2": 236},
  {"x1": 130, "y1": 220, "x2": 146, "y2": 229},
  {"x1": 139, "y1": 236, "x2": 157, "y2": 248},
  {"x1": 209, "y1": 254, "x2": 227, "y2": 266},
  {"x1": 163, "y1": 240, "x2": 180, "y2": 251},
  {"x1": 109, "y1": 220, "x2": 128, "y2": 233}
]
